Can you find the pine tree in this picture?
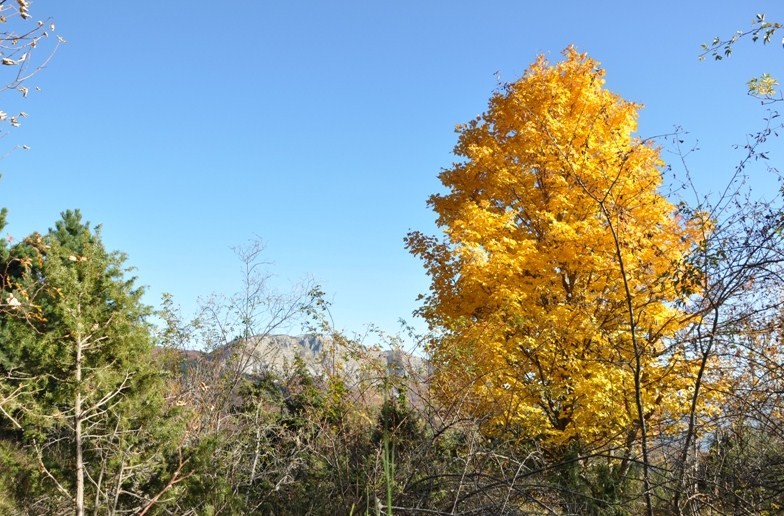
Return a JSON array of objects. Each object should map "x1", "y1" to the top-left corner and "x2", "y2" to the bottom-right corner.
[{"x1": 0, "y1": 210, "x2": 174, "y2": 514}]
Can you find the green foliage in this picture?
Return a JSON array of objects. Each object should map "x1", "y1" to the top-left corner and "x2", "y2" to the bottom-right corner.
[
  {"x1": 748, "y1": 72, "x2": 779, "y2": 96},
  {"x1": 0, "y1": 210, "x2": 183, "y2": 513},
  {"x1": 373, "y1": 393, "x2": 423, "y2": 455},
  {"x1": 701, "y1": 13, "x2": 783, "y2": 100},
  {"x1": 1, "y1": 210, "x2": 154, "y2": 419},
  {"x1": 700, "y1": 13, "x2": 783, "y2": 61}
]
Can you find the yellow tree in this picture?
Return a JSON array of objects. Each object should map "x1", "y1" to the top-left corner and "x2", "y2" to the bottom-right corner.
[{"x1": 407, "y1": 48, "x2": 707, "y2": 461}]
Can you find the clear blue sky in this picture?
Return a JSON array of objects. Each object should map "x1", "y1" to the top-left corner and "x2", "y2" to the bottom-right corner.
[{"x1": 1, "y1": 1, "x2": 782, "y2": 340}]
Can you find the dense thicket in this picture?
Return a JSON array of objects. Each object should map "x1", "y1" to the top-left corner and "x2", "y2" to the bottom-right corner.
[{"x1": 0, "y1": 200, "x2": 783, "y2": 515}]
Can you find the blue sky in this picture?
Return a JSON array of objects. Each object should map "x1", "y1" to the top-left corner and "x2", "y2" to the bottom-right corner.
[{"x1": 1, "y1": 1, "x2": 782, "y2": 341}]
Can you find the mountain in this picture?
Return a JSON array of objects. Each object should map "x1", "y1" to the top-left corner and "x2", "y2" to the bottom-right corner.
[{"x1": 173, "y1": 334, "x2": 430, "y2": 395}]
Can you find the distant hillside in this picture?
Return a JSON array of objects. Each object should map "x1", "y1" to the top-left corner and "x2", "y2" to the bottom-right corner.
[{"x1": 172, "y1": 334, "x2": 430, "y2": 393}]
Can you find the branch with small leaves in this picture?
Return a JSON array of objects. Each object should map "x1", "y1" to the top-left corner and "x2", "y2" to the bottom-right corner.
[
  {"x1": 700, "y1": 13, "x2": 783, "y2": 61},
  {"x1": 701, "y1": 13, "x2": 783, "y2": 101},
  {"x1": 0, "y1": 0, "x2": 63, "y2": 141}
]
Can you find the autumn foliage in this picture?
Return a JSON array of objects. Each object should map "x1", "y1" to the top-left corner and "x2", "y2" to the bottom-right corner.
[
  {"x1": 6, "y1": 14, "x2": 784, "y2": 509},
  {"x1": 407, "y1": 47, "x2": 708, "y2": 448}
]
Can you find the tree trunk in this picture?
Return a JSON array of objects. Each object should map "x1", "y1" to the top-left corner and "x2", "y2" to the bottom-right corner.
[{"x1": 75, "y1": 336, "x2": 85, "y2": 516}]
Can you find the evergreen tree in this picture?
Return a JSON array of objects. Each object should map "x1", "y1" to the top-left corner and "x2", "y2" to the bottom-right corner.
[{"x1": 0, "y1": 210, "x2": 175, "y2": 514}]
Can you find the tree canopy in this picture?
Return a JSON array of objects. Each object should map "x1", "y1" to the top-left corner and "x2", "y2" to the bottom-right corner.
[
  {"x1": 0, "y1": 210, "x2": 170, "y2": 514},
  {"x1": 407, "y1": 47, "x2": 710, "y2": 448}
]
